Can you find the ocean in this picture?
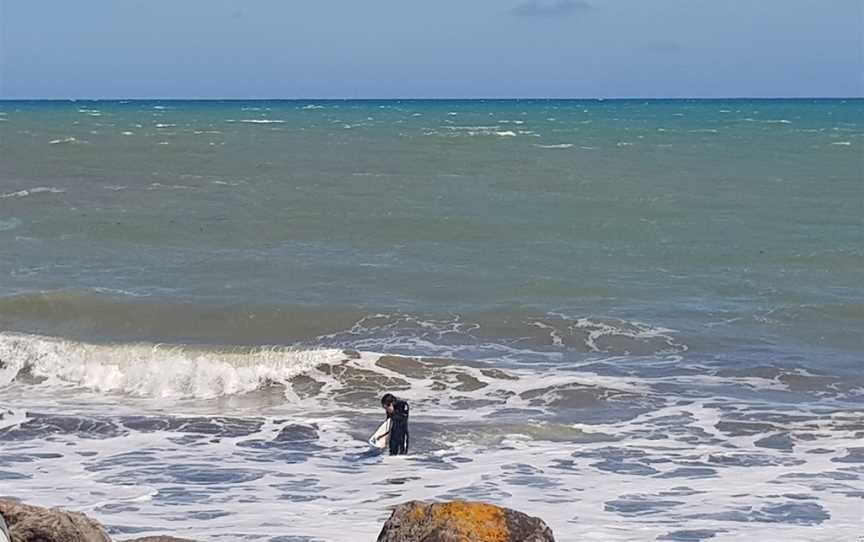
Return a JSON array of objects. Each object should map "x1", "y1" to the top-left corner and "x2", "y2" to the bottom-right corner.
[{"x1": 0, "y1": 99, "x2": 861, "y2": 541}]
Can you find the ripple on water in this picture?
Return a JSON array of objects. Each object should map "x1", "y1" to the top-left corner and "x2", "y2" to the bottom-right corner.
[
  {"x1": 605, "y1": 494, "x2": 686, "y2": 517},
  {"x1": 658, "y1": 529, "x2": 726, "y2": 541},
  {"x1": 0, "y1": 413, "x2": 127, "y2": 440},
  {"x1": 695, "y1": 500, "x2": 831, "y2": 525},
  {"x1": 97, "y1": 464, "x2": 268, "y2": 486}
]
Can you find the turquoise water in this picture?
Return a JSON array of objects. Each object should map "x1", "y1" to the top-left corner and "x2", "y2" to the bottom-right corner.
[{"x1": 0, "y1": 100, "x2": 862, "y2": 541}]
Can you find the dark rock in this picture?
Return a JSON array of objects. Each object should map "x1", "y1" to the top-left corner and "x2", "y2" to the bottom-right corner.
[
  {"x1": 376, "y1": 500, "x2": 555, "y2": 542},
  {"x1": 0, "y1": 499, "x2": 111, "y2": 542}
]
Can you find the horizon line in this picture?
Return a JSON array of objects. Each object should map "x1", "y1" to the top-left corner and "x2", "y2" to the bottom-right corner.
[{"x1": 0, "y1": 96, "x2": 862, "y2": 103}]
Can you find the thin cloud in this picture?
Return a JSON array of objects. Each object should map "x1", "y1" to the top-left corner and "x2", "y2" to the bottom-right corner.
[{"x1": 511, "y1": 0, "x2": 593, "y2": 18}]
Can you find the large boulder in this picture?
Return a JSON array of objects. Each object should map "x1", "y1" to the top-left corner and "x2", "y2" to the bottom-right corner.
[
  {"x1": 376, "y1": 501, "x2": 555, "y2": 542},
  {"x1": 0, "y1": 501, "x2": 199, "y2": 542},
  {"x1": 0, "y1": 500, "x2": 111, "y2": 542}
]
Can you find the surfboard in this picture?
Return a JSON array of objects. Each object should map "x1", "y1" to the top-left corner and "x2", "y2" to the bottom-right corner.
[
  {"x1": 0, "y1": 514, "x2": 9, "y2": 542},
  {"x1": 368, "y1": 418, "x2": 391, "y2": 449}
]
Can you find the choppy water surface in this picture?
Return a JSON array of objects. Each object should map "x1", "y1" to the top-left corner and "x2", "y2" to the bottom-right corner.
[{"x1": 0, "y1": 100, "x2": 862, "y2": 541}]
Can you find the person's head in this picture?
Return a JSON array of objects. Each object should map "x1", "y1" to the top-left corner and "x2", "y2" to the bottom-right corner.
[{"x1": 381, "y1": 393, "x2": 397, "y2": 415}]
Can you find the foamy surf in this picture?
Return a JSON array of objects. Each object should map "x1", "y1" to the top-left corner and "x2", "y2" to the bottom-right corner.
[
  {"x1": 1, "y1": 371, "x2": 861, "y2": 541},
  {"x1": 1, "y1": 328, "x2": 862, "y2": 541},
  {"x1": 0, "y1": 332, "x2": 657, "y2": 420}
]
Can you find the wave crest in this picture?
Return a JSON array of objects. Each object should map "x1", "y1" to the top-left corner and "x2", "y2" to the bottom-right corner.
[{"x1": 0, "y1": 333, "x2": 346, "y2": 399}]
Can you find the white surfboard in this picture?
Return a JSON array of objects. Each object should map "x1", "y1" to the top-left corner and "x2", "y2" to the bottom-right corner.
[
  {"x1": 368, "y1": 418, "x2": 391, "y2": 449},
  {"x1": 0, "y1": 514, "x2": 9, "y2": 542}
]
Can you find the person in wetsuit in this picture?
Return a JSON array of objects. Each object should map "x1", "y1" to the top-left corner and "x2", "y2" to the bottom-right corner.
[{"x1": 380, "y1": 393, "x2": 409, "y2": 455}]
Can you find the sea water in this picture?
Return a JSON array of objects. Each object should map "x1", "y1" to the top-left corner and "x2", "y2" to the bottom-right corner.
[{"x1": 0, "y1": 99, "x2": 862, "y2": 541}]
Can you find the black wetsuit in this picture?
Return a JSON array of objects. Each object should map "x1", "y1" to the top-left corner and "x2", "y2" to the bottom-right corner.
[{"x1": 387, "y1": 399, "x2": 410, "y2": 455}]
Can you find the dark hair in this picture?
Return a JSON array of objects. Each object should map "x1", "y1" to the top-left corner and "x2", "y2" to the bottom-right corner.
[{"x1": 380, "y1": 393, "x2": 397, "y2": 407}]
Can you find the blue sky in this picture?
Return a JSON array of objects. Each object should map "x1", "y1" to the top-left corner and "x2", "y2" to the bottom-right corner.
[{"x1": 0, "y1": 0, "x2": 861, "y2": 99}]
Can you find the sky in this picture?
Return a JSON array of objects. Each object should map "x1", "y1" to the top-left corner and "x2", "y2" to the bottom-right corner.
[{"x1": 0, "y1": 0, "x2": 861, "y2": 99}]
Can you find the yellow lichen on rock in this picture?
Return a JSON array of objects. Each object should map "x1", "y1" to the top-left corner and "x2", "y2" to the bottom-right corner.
[
  {"x1": 377, "y1": 500, "x2": 555, "y2": 542},
  {"x1": 430, "y1": 501, "x2": 509, "y2": 542},
  {"x1": 410, "y1": 504, "x2": 427, "y2": 522}
]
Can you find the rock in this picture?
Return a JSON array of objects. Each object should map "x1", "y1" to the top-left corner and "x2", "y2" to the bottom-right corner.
[
  {"x1": 376, "y1": 501, "x2": 555, "y2": 542},
  {"x1": 0, "y1": 499, "x2": 111, "y2": 542}
]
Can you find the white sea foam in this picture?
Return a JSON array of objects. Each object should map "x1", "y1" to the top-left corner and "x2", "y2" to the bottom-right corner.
[
  {"x1": 0, "y1": 331, "x2": 649, "y2": 409},
  {"x1": 155, "y1": 123, "x2": 176, "y2": 128},
  {"x1": 495, "y1": 131, "x2": 516, "y2": 137},
  {"x1": 147, "y1": 182, "x2": 191, "y2": 190},
  {"x1": 444, "y1": 126, "x2": 500, "y2": 131},
  {"x1": 0, "y1": 187, "x2": 65, "y2": 199},
  {"x1": 571, "y1": 317, "x2": 687, "y2": 354},
  {"x1": 831, "y1": 141, "x2": 852, "y2": 146},
  {"x1": 0, "y1": 325, "x2": 860, "y2": 542},
  {"x1": 0, "y1": 218, "x2": 22, "y2": 232},
  {"x1": 0, "y1": 332, "x2": 346, "y2": 398},
  {"x1": 49, "y1": 137, "x2": 78, "y2": 145},
  {"x1": 240, "y1": 119, "x2": 286, "y2": 124},
  {"x1": 534, "y1": 143, "x2": 574, "y2": 149},
  {"x1": 90, "y1": 287, "x2": 151, "y2": 298},
  {"x1": 1, "y1": 375, "x2": 860, "y2": 541}
]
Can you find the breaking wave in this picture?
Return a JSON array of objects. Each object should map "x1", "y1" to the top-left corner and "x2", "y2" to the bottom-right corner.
[
  {"x1": 0, "y1": 331, "x2": 659, "y2": 418},
  {"x1": 0, "y1": 332, "x2": 346, "y2": 398}
]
